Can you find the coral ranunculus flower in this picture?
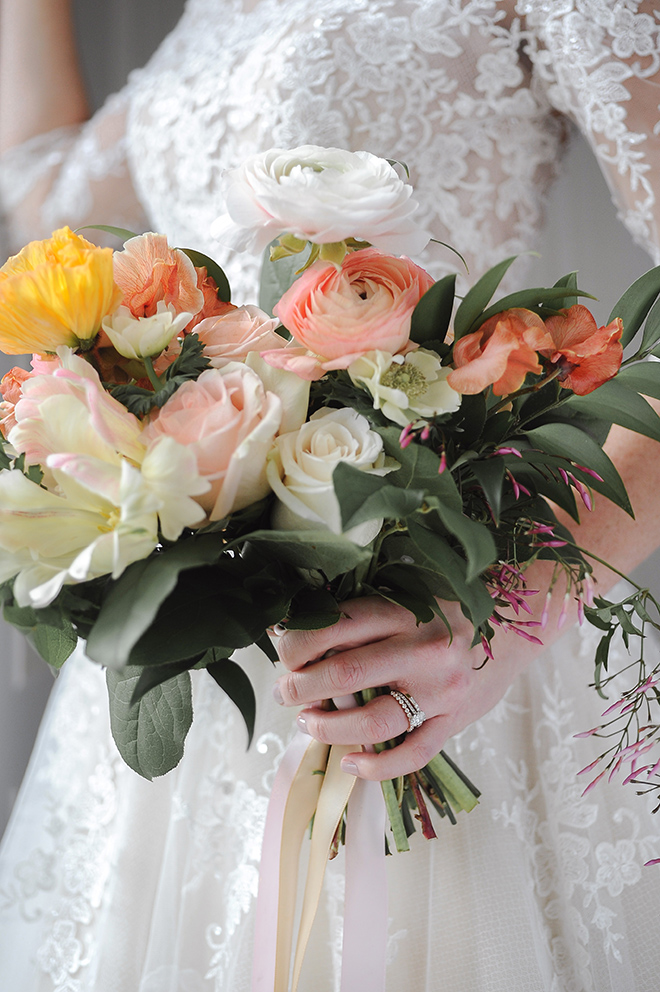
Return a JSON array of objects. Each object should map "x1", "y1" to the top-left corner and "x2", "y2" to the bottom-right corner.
[
  {"x1": 112, "y1": 233, "x2": 204, "y2": 319},
  {"x1": 539, "y1": 305, "x2": 623, "y2": 395},
  {"x1": 264, "y1": 248, "x2": 434, "y2": 380},
  {"x1": 447, "y1": 308, "x2": 549, "y2": 396},
  {"x1": 0, "y1": 227, "x2": 122, "y2": 354}
]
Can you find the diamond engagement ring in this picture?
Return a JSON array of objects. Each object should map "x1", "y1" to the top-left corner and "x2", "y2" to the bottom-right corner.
[{"x1": 389, "y1": 689, "x2": 426, "y2": 733}]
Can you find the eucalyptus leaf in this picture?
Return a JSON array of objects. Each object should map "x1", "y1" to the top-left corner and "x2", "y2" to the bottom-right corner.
[
  {"x1": 179, "y1": 248, "x2": 231, "y2": 302},
  {"x1": 259, "y1": 241, "x2": 309, "y2": 317},
  {"x1": 407, "y1": 519, "x2": 494, "y2": 626},
  {"x1": 86, "y1": 533, "x2": 228, "y2": 669},
  {"x1": 106, "y1": 667, "x2": 193, "y2": 779},
  {"x1": 333, "y1": 461, "x2": 424, "y2": 531},
  {"x1": 523, "y1": 423, "x2": 631, "y2": 515},
  {"x1": 234, "y1": 529, "x2": 371, "y2": 581},
  {"x1": 410, "y1": 274, "x2": 455, "y2": 346},
  {"x1": 376, "y1": 428, "x2": 462, "y2": 509},
  {"x1": 453, "y1": 256, "x2": 519, "y2": 339},
  {"x1": 432, "y1": 504, "x2": 497, "y2": 582},
  {"x1": 563, "y1": 381, "x2": 660, "y2": 443},
  {"x1": 207, "y1": 654, "x2": 257, "y2": 747},
  {"x1": 470, "y1": 459, "x2": 505, "y2": 524},
  {"x1": 130, "y1": 656, "x2": 204, "y2": 705},
  {"x1": 607, "y1": 264, "x2": 660, "y2": 348}
]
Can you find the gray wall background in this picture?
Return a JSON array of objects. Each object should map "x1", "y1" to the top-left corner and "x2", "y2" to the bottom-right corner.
[{"x1": 0, "y1": 0, "x2": 656, "y2": 839}]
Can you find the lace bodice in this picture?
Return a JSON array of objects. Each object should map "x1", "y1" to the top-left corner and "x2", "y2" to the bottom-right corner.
[{"x1": 2, "y1": 0, "x2": 660, "y2": 303}]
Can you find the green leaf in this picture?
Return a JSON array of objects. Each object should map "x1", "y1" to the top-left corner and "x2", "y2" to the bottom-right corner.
[
  {"x1": 608, "y1": 264, "x2": 660, "y2": 348},
  {"x1": 237, "y1": 529, "x2": 372, "y2": 581},
  {"x1": 373, "y1": 563, "x2": 447, "y2": 625},
  {"x1": 641, "y1": 295, "x2": 660, "y2": 352},
  {"x1": 376, "y1": 428, "x2": 462, "y2": 510},
  {"x1": 130, "y1": 656, "x2": 204, "y2": 705},
  {"x1": 164, "y1": 332, "x2": 211, "y2": 381},
  {"x1": 333, "y1": 462, "x2": 424, "y2": 531},
  {"x1": 407, "y1": 519, "x2": 494, "y2": 626},
  {"x1": 126, "y1": 558, "x2": 295, "y2": 666},
  {"x1": 31, "y1": 623, "x2": 78, "y2": 669},
  {"x1": 563, "y1": 381, "x2": 660, "y2": 443},
  {"x1": 453, "y1": 256, "x2": 518, "y2": 339},
  {"x1": 592, "y1": 628, "x2": 614, "y2": 699},
  {"x1": 86, "y1": 533, "x2": 228, "y2": 669},
  {"x1": 551, "y1": 271, "x2": 579, "y2": 312},
  {"x1": 259, "y1": 241, "x2": 308, "y2": 317},
  {"x1": 409, "y1": 274, "x2": 455, "y2": 346},
  {"x1": 524, "y1": 423, "x2": 632, "y2": 515},
  {"x1": 616, "y1": 361, "x2": 660, "y2": 400},
  {"x1": 179, "y1": 247, "x2": 231, "y2": 302},
  {"x1": 470, "y1": 459, "x2": 505, "y2": 524},
  {"x1": 285, "y1": 586, "x2": 342, "y2": 631},
  {"x1": 106, "y1": 667, "x2": 193, "y2": 779},
  {"x1": 207, "y1": 654, "x2": 257, "y2": 746},
  {"x1": 75, "y1": 224, "x2": 138, "y2": 242},
  {"x1": 432, "y1": 504, "x2": 497, "y2": 582}
]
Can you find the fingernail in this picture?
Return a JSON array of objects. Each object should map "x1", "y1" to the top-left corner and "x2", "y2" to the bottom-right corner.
[
  {"x1": 341, "y1": 759, "x2": 359, "y2": 776},
  {"x1": 272, "y1": 623, "x2": 287, "y2": 636},
  {"x1": 272, "y1": 683, "x2": 283, "y2": 705},
  {"x1": 297, "y1": 713, "x2": 310, "y2": 734}
]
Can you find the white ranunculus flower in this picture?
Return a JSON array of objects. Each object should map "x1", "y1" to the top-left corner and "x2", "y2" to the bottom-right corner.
[
  {"x1": 266, "y1": 407, "x2": 395, "y2": 546},
  {"x1": 348, "y1": 349, "x2": 462, "y2": 427},
  {"x1": 210, "y1": 145, "x2": 431, "y2": 257},
  {"x1": 102, "y1": 301, "x2": 192, "y2": 360}
]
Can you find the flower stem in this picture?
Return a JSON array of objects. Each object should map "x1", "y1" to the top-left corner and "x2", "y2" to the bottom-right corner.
[
  {"x1": 488, "y1": 366, "x2": 563, "y2": 417},
  {"x1": 142, "y1": 355, "x2": 164, "y2": 392}
]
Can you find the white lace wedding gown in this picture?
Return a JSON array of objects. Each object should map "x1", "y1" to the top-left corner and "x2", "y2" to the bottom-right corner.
[{"x1": 1, "y1": 2, "x2": 660, "y2": 990}]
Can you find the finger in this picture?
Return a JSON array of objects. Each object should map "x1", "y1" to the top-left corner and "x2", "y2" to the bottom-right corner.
[
  {"x1": 297, "y1": 694, "x2": 412, "y2": 745},
  {"x1": 339, "y1": 717, "x2": 451, "y2": 780},
  {"x1": 274, "y1": 635, "x2": 422, "y2": 707},
  {"x1": 272, "y1": 597, "x2": 414, "y2": 671}
]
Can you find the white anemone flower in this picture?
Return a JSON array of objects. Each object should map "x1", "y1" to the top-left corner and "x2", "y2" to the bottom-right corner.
[{"x1": 348, "y1": 349, "x2": 462, "y2": 428}]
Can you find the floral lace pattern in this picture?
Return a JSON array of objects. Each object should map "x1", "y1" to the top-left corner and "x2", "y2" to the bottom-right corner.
[{"x1": 1, "y1": 2, "x2": 660, "y2": 990}]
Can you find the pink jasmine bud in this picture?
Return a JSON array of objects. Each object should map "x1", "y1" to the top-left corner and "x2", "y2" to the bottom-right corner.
[
  {"x1": 507, "y1": 470, "x2": 520, "y2": 500},
  {"x1": 559, "y1": 468, "x2": 569, "y2": 485},
  {"x1": 581, "y1": 768, "x2": 607, "y2": 795},
  {"x1": 557, "y1": 593, "x2": 570, "y2": 629},
  {"x1": 438, "y1": 448, "x2": 447, "y2": 474},
  {"x1": 573, "y1": 726, "x2": 599, "y2": 739},
  {"x1": 541, "y1": 592, "x2": 551, "y2": 630},
  {"x1": 577, "y1": 598, "x2": 585, "y2": 625},
  {"x1": 578, "y1": 756, "x2": 602, "y2": 775},
  {"x1": 420, "y1": 424, "x2": 431, "y2": 441},
  {"x1": 495, "y1": 446, "x2": 522, "y2": 457},
  {"x1": 512, "y1": 629, "x2": 544, "y2": 645},
  {"x1": 644, "y1": 858, "x2": 660, "y2": 866},
  {"x1": 574, "y1": 464, "x2": 604, "y2": 482},
  {"x1": 583, "y1": 573, "x2": 595, "y2": 607},
  {"x1": 399, "y1": 424, "x2": 414, "y2": 448},
  {"x1": 572, "y1": 476, "x2": 593, "y2": 511},
  {"x1": 481, "y1": 635, "x2": 495, "y2": 661}
]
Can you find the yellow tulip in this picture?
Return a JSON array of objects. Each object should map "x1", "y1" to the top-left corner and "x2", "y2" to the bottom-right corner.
[{"x1": 0, "y1": 227, "x2": 123, "y2": 354}]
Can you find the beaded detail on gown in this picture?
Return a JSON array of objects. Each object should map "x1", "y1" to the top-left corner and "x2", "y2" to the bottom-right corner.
[{"x1": 1, "y1": 2, "x2": 660, "y2": 990}]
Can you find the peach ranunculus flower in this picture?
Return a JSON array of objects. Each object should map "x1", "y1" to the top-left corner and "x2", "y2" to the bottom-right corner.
[
  {"x1": 142, "y1": 363, "x2": 307, "y2": 521},
  {"x1": 112, "y1": 233, "x2": 205, "y2": 319},
  {"x1": 447, "y1": 309, "x2": 549, "y2": 397},
  {"x1": 196, "y1": 305, "x2": 286, "y2": 367},
  {"x1": 538, "y1": 305, "x2": 623, "y2": 396},
  {"x1": 0, "y1": 227, "x2": 122, "y2": 354},
  {"x1": 263, "y1": 248, "x2": 434, "y2": 381},
  {"x1": 0, "y1": 367, "x2": 32, "y2": 437}
]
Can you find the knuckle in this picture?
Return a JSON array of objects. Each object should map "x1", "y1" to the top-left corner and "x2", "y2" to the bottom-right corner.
[
  {"x1": 282, "y1": 672, "x2": 303, "y2": 705},
  {"x1": 332, "y1": 655, "x2": 366, "y2": 694},
  {"x1": 276, "y1": 629, "x2": 314, "y2": 670},
  {"x1": 359, "y1": 710, "x2": 391, "y2": 744}
]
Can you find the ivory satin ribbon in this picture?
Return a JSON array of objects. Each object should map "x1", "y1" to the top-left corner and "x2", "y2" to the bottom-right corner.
[{"x1": 252, "y1": 733, "x2": 389, "y2": 992}]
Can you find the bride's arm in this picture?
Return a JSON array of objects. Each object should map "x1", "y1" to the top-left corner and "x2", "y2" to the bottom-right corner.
[
  {"x1": 0, "y1": 0, "x2": 89, "y2": 153},
  {"x1": 0, "y1": 0, "x2": 148, "y2": 250}
]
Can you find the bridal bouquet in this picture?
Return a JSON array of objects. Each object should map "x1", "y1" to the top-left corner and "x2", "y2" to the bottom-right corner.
[{"x1": 2, "y1": 144, "x2": 660, "y2": 837}]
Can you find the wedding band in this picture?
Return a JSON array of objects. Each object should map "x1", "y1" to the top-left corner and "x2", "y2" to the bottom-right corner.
[{"x1": 389, "y1": 689, "x2": 426, "y2": 733}]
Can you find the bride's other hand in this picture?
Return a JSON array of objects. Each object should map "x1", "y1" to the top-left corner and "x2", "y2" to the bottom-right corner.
[{"x1": 271, "y1": 596, "x2": 534, "y2": 781}]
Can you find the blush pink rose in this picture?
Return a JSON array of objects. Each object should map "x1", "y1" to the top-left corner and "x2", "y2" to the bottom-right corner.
[
  {"x1": 263, "y1": 248, "x2": 434, "y2": 380},
  {"x1": 113, "y1": 233, "x2": 204, "y2": 319},
  {"x1": 196, "y1": 305, "x2": 286, "y2": 367},
  {"x1": 142, "y1": 365, "x2": 283, "y2": 520}
]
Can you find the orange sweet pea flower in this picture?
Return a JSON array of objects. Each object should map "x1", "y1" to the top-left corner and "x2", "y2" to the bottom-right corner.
[
  {"x1": 447, "y1": 308, "x2": 549, "y2": 396},
  {"x1": 112, "y1": 233, "x2": 204, "y2": 320},
  {"x1": 0, "y1": 227, "x2": 122, "y2": 354},
  {"x1": 539, "y1": 305, "x2": 623, "y2": 395}
]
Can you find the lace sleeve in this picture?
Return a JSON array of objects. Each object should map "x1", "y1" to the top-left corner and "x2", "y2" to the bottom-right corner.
[
  {"x1": 0, "y1": 87, "x2": 149, "y2": 254},
  {"x1": 523, "y1": 1, "x2": 660, "y2": 261}
]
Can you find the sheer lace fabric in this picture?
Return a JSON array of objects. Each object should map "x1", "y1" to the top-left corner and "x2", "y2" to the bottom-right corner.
[{"x1": 1, "y1": 2, "x2": 660, "y2": 990}]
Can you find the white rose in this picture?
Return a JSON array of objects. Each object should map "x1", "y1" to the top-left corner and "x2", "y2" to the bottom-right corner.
[
  {"x1": 348, "y1": 349, "x2": 462, "y2": 427},
  {"x1": 102, "y1": 301, "x2": 192, "y2": 360},
  {"x1": 210, "y1": 145, "x2": 430, "y2": 257},
  {"x1": 266, "y1": 407, "x2": 394, "y2": 546}
]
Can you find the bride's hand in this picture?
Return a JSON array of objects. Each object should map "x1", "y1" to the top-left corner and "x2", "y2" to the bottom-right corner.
[{"x1": 271, "y1": 596, "x2": 533, "y2": 780}]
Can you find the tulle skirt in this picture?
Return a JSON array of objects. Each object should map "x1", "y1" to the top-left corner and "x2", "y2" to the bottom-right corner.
[{"x1": 1, "y1": 596, "x2": 660, "y2": 992}]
